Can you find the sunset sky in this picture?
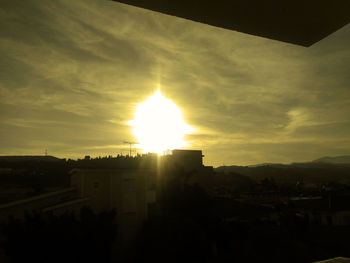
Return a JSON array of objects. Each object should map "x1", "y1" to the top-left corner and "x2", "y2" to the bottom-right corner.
[{"x1": 0, "y1": 0, "x2": 349, "y2": 166}]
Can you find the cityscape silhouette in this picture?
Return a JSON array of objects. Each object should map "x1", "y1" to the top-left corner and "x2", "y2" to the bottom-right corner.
[{"x1": 0, "y1": 1, "x2": 350, "y2": 263}]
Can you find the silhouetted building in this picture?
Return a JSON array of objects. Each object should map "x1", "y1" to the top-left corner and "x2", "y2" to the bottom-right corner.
[
  {"x1": 0, "y1": 150, "x2": 214, "y2": 259},
  {"x1": 171, "y1": 149, "x2": 204, "y2": 171},
  {"x1": 240, "y1": 191, "x2": 282, "y2": 204},
  {"x1": 0, "y1": 188, "x2": 84, "y2": 223},
  {"x1": 70, "y1": 168, "x2": 156, "y2": 249},
  {"x1": 290, "y1": 194, "x2": 350, "y2": 226},
  {"x1": 0, "y1": 155, "x2": 63, "y2": 163}
]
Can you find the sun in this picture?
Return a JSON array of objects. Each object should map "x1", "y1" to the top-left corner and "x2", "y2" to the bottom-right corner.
[{"x1": 127, "y1": 89, "x2": 193, "y2": 154}]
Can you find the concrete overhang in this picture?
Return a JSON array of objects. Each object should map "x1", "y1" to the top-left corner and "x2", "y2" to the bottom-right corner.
[{"x1": 113, "y1": 0, "x2": 350, "y2": 47}]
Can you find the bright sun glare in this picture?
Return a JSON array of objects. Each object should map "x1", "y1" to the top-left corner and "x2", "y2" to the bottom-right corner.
[{"x1": 127, "y1": 89, "x2": 193, "y2": 154}]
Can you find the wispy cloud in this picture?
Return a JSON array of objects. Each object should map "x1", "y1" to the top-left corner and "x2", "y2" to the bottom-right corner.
[{"x1": 0, "y1": 0, "x2": 349, "y2": 166}]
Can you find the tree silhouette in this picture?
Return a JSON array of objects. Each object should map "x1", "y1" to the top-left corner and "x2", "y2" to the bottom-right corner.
[{"x1": 0, "y1": 207, "x2": 117, "y2": 263}]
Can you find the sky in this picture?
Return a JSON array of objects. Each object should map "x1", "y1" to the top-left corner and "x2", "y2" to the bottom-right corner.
[{"x1": 0, "y1": 0, "x2": 349, "y2": 166}]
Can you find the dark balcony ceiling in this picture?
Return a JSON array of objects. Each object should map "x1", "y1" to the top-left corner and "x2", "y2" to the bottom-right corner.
[{"x1": 112, "y1": 0, "x2": 350, "y2": 47}]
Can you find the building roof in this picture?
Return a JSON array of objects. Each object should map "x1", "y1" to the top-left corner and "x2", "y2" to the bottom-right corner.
[
  {"x1": 113, "y1": 0, "x2": 350, "y2": 46},
  {"x1": 42, "y1": 198, "x2": 89, "y2": 212},
  {"x1": 314, "y1": 257, "x2": 350, "y2": 263},
  {"x1": 0, "y1": 155, "x2": 62, "y2": 162},
  {"x1": 0, "y1": 187, "x2": 77, "y2": 210}
]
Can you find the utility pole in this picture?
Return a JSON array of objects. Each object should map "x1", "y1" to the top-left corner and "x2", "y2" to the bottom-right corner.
[{"x1": 123, "y1": 141, "x2": 139, "y2": 156}]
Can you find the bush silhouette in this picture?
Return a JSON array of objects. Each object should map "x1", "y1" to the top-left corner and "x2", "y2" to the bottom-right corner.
[{"x1": 1, "y1": 207, "x2": 116, "y2": 263}]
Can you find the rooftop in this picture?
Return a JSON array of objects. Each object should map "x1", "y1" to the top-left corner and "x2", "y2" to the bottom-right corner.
[{"x1": 114, "y1": 0, "x2": 349, "y2": 46}]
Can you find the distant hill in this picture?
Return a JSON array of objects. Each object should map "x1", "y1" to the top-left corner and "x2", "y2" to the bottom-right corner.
[
  {"x1": 215, "y1": 161, "x2": 350, "y2": 185},
  {"x1": 0, "y1": 155, "x2": 62, "y2": 162},
  {"x1": 247, "y1": 163, "x2": 287, "y2": 168},
  {"x1": 312, "y1": 155, "x2": 350, "y2": 164}
]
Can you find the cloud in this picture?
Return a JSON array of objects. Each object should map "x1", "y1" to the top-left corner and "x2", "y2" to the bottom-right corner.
[{"x1": 0, "y1": 0, "x2": 349, "y2": 165}]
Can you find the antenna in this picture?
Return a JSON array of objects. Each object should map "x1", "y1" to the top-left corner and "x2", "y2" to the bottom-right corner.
[
  {"x1": 45, "y1": 149, "x2": 48, "y2": 156},
  {"x1": 123, "y1": 141, "x2": 139, "y2": 156}
]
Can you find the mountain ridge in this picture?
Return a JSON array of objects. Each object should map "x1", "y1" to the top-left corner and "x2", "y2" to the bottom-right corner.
[
  {"x1": 312, "y1": 155, "x2": 350, "y2": 164},
  {"x1": 216, "y1": 155, "x2": 350, "y2": 169}
]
